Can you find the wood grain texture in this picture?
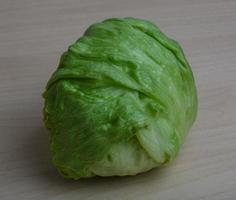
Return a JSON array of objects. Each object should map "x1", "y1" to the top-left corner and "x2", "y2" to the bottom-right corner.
[{"x1": 0, "y1": 0, "x2": 236, "y2": 199}]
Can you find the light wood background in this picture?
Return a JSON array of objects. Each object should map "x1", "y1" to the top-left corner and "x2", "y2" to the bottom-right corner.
[{"x1": 1, "y1": 0, "x2": 236, "y2": 199}]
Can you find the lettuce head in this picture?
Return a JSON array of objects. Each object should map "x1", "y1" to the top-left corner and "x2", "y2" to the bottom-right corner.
[{"x1": 43, "y1": 17, "x2": 198, "y2": 179}]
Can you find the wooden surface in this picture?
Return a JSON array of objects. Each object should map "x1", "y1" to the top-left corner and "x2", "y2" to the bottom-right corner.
[{"x1": 1, "y1": 0, "x2": 236, "y2": 199}]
